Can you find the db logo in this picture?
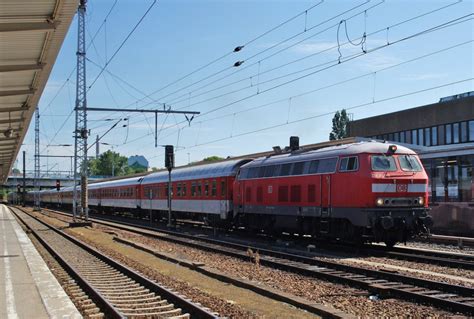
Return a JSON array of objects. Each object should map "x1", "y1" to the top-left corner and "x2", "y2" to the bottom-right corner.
[{"x1": 396, "y1": 184, "x2": 408, "y2": 193}]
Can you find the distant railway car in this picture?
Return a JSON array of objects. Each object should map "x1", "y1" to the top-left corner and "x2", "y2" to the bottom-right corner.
[
  {"x1": 138, "y1": 159, "x2": 252, "y2": 223},
  {"x1": 234, "y1": 142, "x2": 432, "y2": 246},
  {"x1": 25, "y1": 141, "x2": 433, "y2": 246}
]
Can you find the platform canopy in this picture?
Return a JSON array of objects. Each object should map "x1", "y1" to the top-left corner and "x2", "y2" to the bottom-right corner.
[{"x1": 0, "y1": 0, "x2": 77, "y2": 183}]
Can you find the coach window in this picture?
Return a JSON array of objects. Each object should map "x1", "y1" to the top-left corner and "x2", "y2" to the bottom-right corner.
[
  {"x1": 317, "y1": 158, "x2": 337, "y2": 173},
  {"x1": 177, "y1": 183, "x2": 181, "y2": 197},
  {"x1": 221, "y1": 180, "x2": 226, "y2": 197},
  {"x1": 197, "y1": 181, "x2": 202, "y2": 196},
  {"x1": 308, "y1": 160, "x2": 319, "y2": 174},
  {"x1": 339, "y1": 156, "x2": 358, "y2": 172},
  {"x1": 182, "y1": 183, "x2": 187, "y2": 197},
  {"x1": 280, "y1": 163, "x2": 292, "y2": 176},
  {"x1": 204, "y1": 181, "x2": 209, "y2": 196},
  {"x1": 191, "y1": 182, "x2": 196, "y2": 197},
  {"x1": 211, "y1": 180, "x2": 217, "y2": 196}
]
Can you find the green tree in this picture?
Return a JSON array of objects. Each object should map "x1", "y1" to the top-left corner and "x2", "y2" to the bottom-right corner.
[
  {"x1": 202, "y1": 156, "x2": 224, "y2": 162},
  {"x1": 88, "y1": 150, "x2": 132, "y2": 177},
  {"x1": 329, "y1": 109, "x2": 350, "y2": 140}
]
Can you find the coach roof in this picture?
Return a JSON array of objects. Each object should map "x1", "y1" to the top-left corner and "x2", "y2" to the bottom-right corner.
[
  {"x1": 242, "y1": 141, "x2": 417, "y2": 168},
  {"x1": 142, "y1": 158, "x2": 252, "y2": 184}
]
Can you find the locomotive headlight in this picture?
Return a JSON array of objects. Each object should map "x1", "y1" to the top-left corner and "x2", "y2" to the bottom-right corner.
[
  {"x1": 418, "y1": 197, "x2": 424, "y2": 205},
  {"x1": 376, "y1": 198, "x2": 384, "y2": 206}
]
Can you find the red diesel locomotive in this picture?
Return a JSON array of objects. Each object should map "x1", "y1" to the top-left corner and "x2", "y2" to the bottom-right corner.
[{"x1": 24, "y1": 141, "x2": 432, "y2": 246}]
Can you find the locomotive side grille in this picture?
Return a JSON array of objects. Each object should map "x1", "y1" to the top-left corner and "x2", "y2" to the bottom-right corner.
[
  {"x1": 291, "y1": 185, "x2": 301, "y2": 202},
  {"x1": 257, "y1": 187, "x2": 263, "y2": 203},
  {"x1": 308, "y1": 184, "x2": 316, "y2": 202},
  {"x1": 246, "y1": 187, "x2": 252, "y2": 202},
  {"x1": 278, "y1": 186, "x2": 289, "y2": 202}
]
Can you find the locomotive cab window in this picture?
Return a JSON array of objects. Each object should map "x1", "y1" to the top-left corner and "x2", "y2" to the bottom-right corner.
[
  {"x1": 339, "y1": 156, "x2": 359, "y2": 172},
  {"x1": 398, "y1": 155, "x2": 422, "y2": 172},
  {"x1": 371, "y1": 155, "x2": 397, "y2": 171}
]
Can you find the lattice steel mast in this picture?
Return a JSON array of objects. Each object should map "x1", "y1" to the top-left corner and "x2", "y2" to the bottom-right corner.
[
  {"x1": 73, "y1": 0, "x2": 88, "y2": 221},
  {"x1": 33, "y1": 107, "x2": 40, "y2": 210}
]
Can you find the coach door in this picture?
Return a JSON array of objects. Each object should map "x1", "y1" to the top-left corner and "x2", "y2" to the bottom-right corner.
[{"x1": 219, "y1": 178, "x2": 229, "y2": 218}]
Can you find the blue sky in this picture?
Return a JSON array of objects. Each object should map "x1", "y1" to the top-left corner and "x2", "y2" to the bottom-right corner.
[{"x1": 17, "y1": 0, "x2": 474, "y2": 173}]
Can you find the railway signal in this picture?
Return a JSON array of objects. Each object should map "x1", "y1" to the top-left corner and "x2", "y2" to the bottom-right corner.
[
  {"x1": 165, "y1": 145, "x2": 174, "y2": 227},
  {"x1": 165, "y1": 145, "x2": 174, "y2": 170}
]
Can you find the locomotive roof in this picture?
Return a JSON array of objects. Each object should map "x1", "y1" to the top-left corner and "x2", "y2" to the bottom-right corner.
[
  {"x1": 141, "y1": 158, "x2": 252, "y2": 185},
  {"x1": 242, "y1": 141, "x2": 417, "y2": 168}
]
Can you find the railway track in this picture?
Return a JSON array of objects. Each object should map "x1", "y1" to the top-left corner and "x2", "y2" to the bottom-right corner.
[
  {"x1": 39, "y1": 206, "x2": 474, "y2": 270},
  {"x1": 10, "y1": 207, "x2": 218, "y2": 319},
  {"x1": 33, "y1": 207, "x2": 474, "y2": 316},
  {"x1": 362, "y1": 245, "x2": 474, "y2": 270}
]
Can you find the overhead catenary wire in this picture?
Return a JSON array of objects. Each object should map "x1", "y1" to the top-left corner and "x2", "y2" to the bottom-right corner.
[
  {"x1": 163, "y1": 0, "x2": 463, "y2": 110},
  {"x1": 117, "y1": 15, "x2": 472, "y2": 152},
  {"x1": 143, "y1": 77, "x2": 473, "y2": 162},
  {"x1": 124, "y1": 0, "x2": 376, "y2": 112},
  {"x1": 87, "y1": 0, "x2": 460, "y2": 139},
  {"x1": 111, "y1": 0, "x2": 461, "y2": 128},
  {"x1": 143, "y1": 13, "x2": 474, "y2": 134},
  {"x1": 119, "y1": 0, "x2": 327, "y2": 110},
  {"x1": 87, "y1": 0, "x2": 157, "y2": 92}
]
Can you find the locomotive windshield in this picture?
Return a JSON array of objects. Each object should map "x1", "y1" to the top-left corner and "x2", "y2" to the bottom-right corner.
[
  {"x1": 371, "y1": 155, "x2": 397, "y2": 171},
  {"x1": 398, "y1": 155, "x2": 423, "y2": 171}
]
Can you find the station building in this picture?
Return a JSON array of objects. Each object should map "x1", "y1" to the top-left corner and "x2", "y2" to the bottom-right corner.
[{"x1": 348, "y1": 92, "x2": 474, "y2": 234}]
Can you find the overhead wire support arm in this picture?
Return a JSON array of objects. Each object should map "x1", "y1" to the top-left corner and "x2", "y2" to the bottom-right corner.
[{"x1": 85, "y1": 107, "x2": 200, "y2": 148}]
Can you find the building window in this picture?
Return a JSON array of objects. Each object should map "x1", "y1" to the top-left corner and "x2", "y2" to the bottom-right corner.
[
  {"x1": 388, "y1": 133, "x2": 394, "y2": 141},
  {"x1": 431, "y1": 126, "x2": 437, "y2": 146},
  {"x1": 469, "y1": 120, "x2": 474, "y2": 142},
  {"x1": 446, "y1": 124, "x2": 452, "y2": 144},
  {"x1": 438, "y1": 125, "x2": 445, "y2": 145},
  {"x1": 424, "y1": 127, "x2": 431, "y2": 146},
  {"x1": 461, "y1": 121, "x2": 468, "y2": 143},
  {"x1": 405, "y1": 130, "x2": 411, "y2": 144},
  {"x1": 418, "y1": 128, "x2": 424, "y2": 146},
  {"x1": 411, "y1": 130, "x2": 417, "y2": 145},
  {"x1": 400, "y1": 131, "x2": 405, "y2": 143},
  {"x1": 393, "y1": 132, "x2": 399, "y2": 142},
  {"x1": 453, "y1": 123, "x2": 459, "y2": 143}
]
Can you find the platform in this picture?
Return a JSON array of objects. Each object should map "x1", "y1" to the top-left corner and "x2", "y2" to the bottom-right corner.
[{"x1": 0, "y1": 205, "x2": 82, "y2": 319}]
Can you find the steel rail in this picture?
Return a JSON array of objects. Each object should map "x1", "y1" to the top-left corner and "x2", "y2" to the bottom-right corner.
[
  {"x1": 40, "y1": 208, "x2": 474, "y2": 315},
  {"x1": 12, "y1": 206, "x2": 218, "y2": 319}
]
